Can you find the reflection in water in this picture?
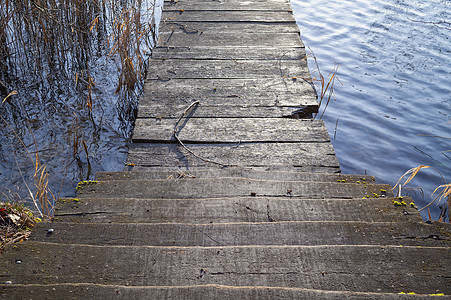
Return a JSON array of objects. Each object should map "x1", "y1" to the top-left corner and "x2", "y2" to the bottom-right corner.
[
  {"x1": 292, "y1": 0, "x2": 450, "y2": 220},
  {"x1": 0, "y1": 0, "x2": 162, "y2": 207}
]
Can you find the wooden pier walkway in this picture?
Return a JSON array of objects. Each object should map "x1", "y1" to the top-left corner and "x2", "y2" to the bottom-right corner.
[{"x1": 1, "y1": 0, "x2": 450, "y2": 298}]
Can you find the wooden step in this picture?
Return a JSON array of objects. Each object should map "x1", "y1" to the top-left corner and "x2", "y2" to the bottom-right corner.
[
  {"x1": 95, "y1": 169, "x2": 374, "y2": 183},
  {"x1": 162, "y1": 0, "x2": 293, "y2": 11},
  {"x1": 161, "y1": 10, "x2": 296, "y2": 23},
  {"x1": 1, "y1": 242, "x2": 449, "y2": 294},
  {"x1": 0, "y1": 283, "x2": 443, "y2": 299},
  {"x1": 133, "y1": 119, "x2": 330, "y2": 143},
  {"x1": 159, "y1": 22, "x2": 301, "y2": 34},
  {"x1": 54, "y1": 197, "x2": 422, "y2": 223},
  {"x1": 147, "y1": 59, "x2": 308, "y2": 80},
  {"x1": 30, "y1": 221, "x2": 449, "y2": 247},
  {"x1": 127, "y1": 143, "x2": 339, "y2": 170},
  {"x1": 151, "y1": 47, "x2": 306, "y2": 60},
  {"x1": 75, "y1": 178, "x2": 390, "y2": 199},
  {"x1": 157, "y1": 32, "x2": 303, "y2": 48},
  {"x1": 140, "y1": 76, "x2": 315, "y2": 109}
]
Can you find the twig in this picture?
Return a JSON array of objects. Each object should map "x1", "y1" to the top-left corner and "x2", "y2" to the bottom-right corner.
[{"x1": 173, "y1": 101, "x2": 237, "y2": 167}]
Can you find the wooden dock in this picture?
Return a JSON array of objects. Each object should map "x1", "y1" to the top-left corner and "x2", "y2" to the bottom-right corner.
[{"x1": 1, "y1": 0, "x2": 450, "y2": 298}]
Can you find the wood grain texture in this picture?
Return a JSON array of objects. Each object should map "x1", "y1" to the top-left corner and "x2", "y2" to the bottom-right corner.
[
  {"x1": 1, "y1": 242, "x2": 449, "y2": 294},
  {"x1": 0, "y1": 284, "x2": 433, "y2": 300},
  {"x1": 157, "y1": 32, "x2": 303, "y2": 48},
  {"x1": 31, "y1": 221, "x2": 450, "y2": 247},
  {"x1": 147, "y1": 59, "x2": 309, "y2": 79},
  {"x1": 151, "y1": 46, "x2": 306, "y2": 60},
  {"x1": 162, "y1": 0, "x2": 293, "y2": 11},
  {"x1": 133, "y1": 119, "x2": 330, "y2": 143},
  {"x1": 95, "y1": 170, "x2": 375, "y2": 183},
  {"x1": 127, "y1": 142, "x2": 338, "y2": 168},
  {"x1": 159, "y1": 21, "x2": 301, "y2": 34},
  {"x1": 54, "y1": 197, "x2": 422, "y2": 224},
  {"x1": 75, "y1": 178, "x2": 390, "y2": 199},
  {"x1": 161, "y1": 10, "x2": 296, "y2": 23}
]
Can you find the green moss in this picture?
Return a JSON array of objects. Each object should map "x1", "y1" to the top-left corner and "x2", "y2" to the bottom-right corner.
[
  {"x1": 76, "y1": 180, "x2": 98, "y2": 189},
  {"x1": 393, "y1": 200, "x2": 402, "y2": 206}
]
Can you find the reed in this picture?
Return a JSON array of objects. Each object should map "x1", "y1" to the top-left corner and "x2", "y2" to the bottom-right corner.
[
  {"x1": 0, "y1": 0, "x2": 157, "y2": 210},
  {"x1": 0, "y1": 0, "x2": 156, "y2": 123},
  {"x1": 304, "y1": 47, "x2": 342, "y2": 119},
  {"x1": 1, "y1": 92, "x2": 54, "y2": 219},
  {"x1": 394, "y1": 165, "x2": 450, "y2": 222}
]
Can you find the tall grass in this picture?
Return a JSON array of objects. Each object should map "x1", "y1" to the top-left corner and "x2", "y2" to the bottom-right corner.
[
  {"x1": 0, "y1": 0, "x2": 158, "y2": 213},
  {"x1": 1, "y1": 93, "x2": 54, "y2": 219},
  {"x1": 0, "y1": 0, "x2": 156, "y2": 124},
  {"x1": 395, "y1": 165, "x2": 450, "y2": 222},
  {"x1": 306, "y1": 47, "x2": 342, "y2": 119}
]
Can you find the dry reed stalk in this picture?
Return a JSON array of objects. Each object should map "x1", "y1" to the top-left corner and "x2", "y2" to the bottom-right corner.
[
  {"x1": 1, "y1": 92, "x2": 54, "y2": 219},
  {"x1": 394, "y1": 165, "x2": 450, "y2": 222},
  {"x1": 303, "y1": 47, "x2": 342, "y2": 119}
]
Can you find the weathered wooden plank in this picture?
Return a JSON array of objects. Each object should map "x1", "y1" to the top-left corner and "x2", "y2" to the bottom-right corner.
[
  {"x1": 75, "y1": 178, "x2": 389, "y2": 199},
  {"x1": 157, "y1": 32, "x2": 303, "y2": 48},
  {"x1": 54, "y1": 197, "x2": 422, "y2": 223},
  {"x1": 147, "y1": 59, "x2": 309, "y2": 79},
  {"x1": 159, "y1": 21, "x2": 300, "y2": 34},
  {"x1": 96, "y1": 170, "x2": 374, "y2": 183},
  {"x1": 137, "y1": 104, "x2": 316, "y2": 119},
  {"x1": 0, "y1": 284, "x2": 434, "y2": 300},
  {"x1": 126, "y1": 142, "x2": 338, "y2": 168},
  {"x1": 133, "y1": 119, "x2": 330, "y2": 143},
  {"x1": 1, "y1": 242, "x2": 449, "y2": 294},
  {"x1": 31, "y1": 221, "x2": 450, "y2": 247},
  {"x1": 163, "y1": 0, "x2": 293, "y2": 11},
  {"x1": 140, "y1": 78, "x2": 317, "y2": 109},
  {"x1": 162, "y1": 11, "x2": 296, "y2": 23},
  {"x1": 152, "y1": 46, "x2": 306, "y2": 60}
]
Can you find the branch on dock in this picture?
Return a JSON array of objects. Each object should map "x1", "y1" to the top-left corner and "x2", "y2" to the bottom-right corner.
[{"x1": 173, "y1": 101, "x2": 237, "y2": 167}]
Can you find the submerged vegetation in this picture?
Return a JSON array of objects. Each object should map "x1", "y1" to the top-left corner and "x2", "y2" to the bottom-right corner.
[
  {"x1": 0, "y1": 0, "x2": 159, "y2": 217},
  {"x1": 305, "y1": 47, "x2": 341, "y2": 120},
  {"x1": 395, "y1": 165, "x2": 450, "y2": 222}
]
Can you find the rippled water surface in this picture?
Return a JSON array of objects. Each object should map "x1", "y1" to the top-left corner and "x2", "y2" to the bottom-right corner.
[{"x1": 291, "y1": 0, "x2": 450, "y2": 219}]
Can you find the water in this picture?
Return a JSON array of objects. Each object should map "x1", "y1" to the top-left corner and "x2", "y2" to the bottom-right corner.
[
  {"x1": 0, "y1": 0, "x2": 163, "y2": 207},
  {"x1": 291, "y1": 0, "x2": 450, "y2": 220}
]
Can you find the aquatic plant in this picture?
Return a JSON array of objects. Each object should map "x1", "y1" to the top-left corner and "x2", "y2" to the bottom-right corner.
[
  {"x1": 305, "y1": 47, "x2": 342, "y2": 119},
  {"x1": 1, "y1": 93, "x2": 54, "y2": 219},
  {"x1": 394, "y1": 165, "x2": 450, "y2": 222},
  {"x1": 0, "y1": 0, "x2": 158, "y2": 204}
]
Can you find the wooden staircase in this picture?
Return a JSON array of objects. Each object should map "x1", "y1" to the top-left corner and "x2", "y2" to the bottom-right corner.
[{"x1": 1, "y1": 0, "x2": 449, "y2": 298}]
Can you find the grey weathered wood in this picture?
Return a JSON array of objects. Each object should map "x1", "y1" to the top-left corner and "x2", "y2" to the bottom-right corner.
[
  {"x1": 127, "y1": 142, "x2": 338, "y2": 168},
  {"x1": 161, "y1": 11, "x2": 296, "y2": 23},
  {"x1": 139, "y1": 78, "x2": 317, "y2": 110},
  {"x1": 31, "y1": 221, "x2": 450, "y2": 247},
  {"x1": 75, "y1": 178, "x2": 390, "y2": 199},
  {"x1": 54, "y1": 197, "x2": 422, "y2": 224},
  {"x1": 133, "y1": 119, "x2": 330, "y2": 143},
  {"x1": 152, "y1": 47, "x2": 306, "y2": 60},
  {"x1": 147, "y1": 59, "x2": 309, "y2": 79},
  {"x1": 157, "y1": 32, "x2": 303, "y2": 48},
  {"x1": 137, "y1": 104, "x2": 316, "y2": 119},
  {"x1": 159, "y1": 21, "x2": 301, "y2": 34},
  {"x1": 162, "y1": 0, "x2": 293, "y2": 11},
  {"x1": 0, "y1": 284, "x2": 435, "y2": 300},
  {"x1": 1, "y1": 242, "x2": 449, "y2": 294},
  {"x1": 96, "y1": 170, "x2": 375, "y2": 183}
]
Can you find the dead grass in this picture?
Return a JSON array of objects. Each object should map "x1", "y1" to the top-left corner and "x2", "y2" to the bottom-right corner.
[
  {"x1": 0, "y1": 196, "x2": 38, "y2": 251},
  {"x1": 1, "y1": 92, "x2": 54, "y2": 220},
  {"x1": 306, "y1": 47, "x2": 342, "y2": 119},
  {"x1": 1, "y1": 0, "x2": 156, "y2": 124},
  {"x1": 394, "y1": 165, "x2": 450, "y2": 222}
]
